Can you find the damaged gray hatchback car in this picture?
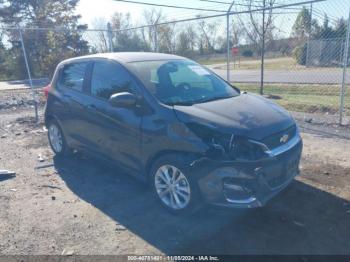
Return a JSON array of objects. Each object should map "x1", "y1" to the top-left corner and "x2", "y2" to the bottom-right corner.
[{"x1": 44, "y1": 52, "x2": 303, "y2": 214}]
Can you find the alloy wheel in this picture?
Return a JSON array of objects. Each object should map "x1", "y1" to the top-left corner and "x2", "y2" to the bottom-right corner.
[{"x1": 154, "y1": 165, "x2": 191, "y2": 210}]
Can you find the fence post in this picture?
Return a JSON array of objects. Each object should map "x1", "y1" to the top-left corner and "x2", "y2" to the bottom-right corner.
[
  {"x1": 306, "y1": 3, "x2": 313, "y2": 67},
  {"x1": 226, "y1": 1, "x2": 235, "y2": 82},
  {"x1": 18, "y1": 27, "x2": 39, "y2": 123},
  {"x1": 153, "y1": 24, "x2": 158, "y2": 52},
  {"x1": 260, "y1": 0, "x2": 266, "y2": 95},
  {"x1": 107, "y1": 22, "x2": 113, "y2": 52},
  {"x1": 339, "y1": 9, "x2": 350, "y2": 125}
]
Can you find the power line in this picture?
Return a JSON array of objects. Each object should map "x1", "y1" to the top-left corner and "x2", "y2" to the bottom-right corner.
[
  {"x1": 200, "y1": 0, "x2": 264, "y2": 8},
  {"x1": 111, "y1": 0, "x2": 228, "y2": 12},
  {"x1": 200, "y1": 0, "x2": 305, "y2": 11},
  {"x1": 1, "y1": 0, "x2": 326, "y2": 33}
]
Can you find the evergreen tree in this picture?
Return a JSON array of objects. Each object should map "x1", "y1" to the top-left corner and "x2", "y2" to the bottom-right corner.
[
  {"x1": 291, "y1": 7, "x2": 312, "y2": 41},
  {"x1": 0, "y1": 0, "x2": 89, "y2": 78}
]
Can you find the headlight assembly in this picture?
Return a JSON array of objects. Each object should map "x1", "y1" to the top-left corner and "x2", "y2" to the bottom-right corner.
[{"x1": 186, "y1": 122, "x2": 269, "y2": 161}]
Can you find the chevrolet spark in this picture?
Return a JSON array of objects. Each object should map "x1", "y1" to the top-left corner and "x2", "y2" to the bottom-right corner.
[{"x1": 44, "y1": 52, "x2": 302, "y2": 214}]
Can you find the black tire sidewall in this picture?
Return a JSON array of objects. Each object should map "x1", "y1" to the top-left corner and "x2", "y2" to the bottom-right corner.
[{"x1": 150, "y1": 154, "x2": 202, "y2": 215}]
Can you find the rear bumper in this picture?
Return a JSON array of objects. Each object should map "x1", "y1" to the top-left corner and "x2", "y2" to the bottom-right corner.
[{"x1": 192, "y1": 135, "x2": 303, "y2": 208}]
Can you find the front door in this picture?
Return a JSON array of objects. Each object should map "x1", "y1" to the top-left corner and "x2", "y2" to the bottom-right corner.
[{"x1": 84, "y1": 59, "x2": 143, "y2": 173}]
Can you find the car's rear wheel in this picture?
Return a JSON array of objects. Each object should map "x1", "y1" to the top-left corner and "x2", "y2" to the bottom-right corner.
[
  {"x1": 47, "y1": 119, "x2": 71, "y2": 156},
  {"x1": 150, "y1": 154, "x2": 201, "y2": 214}
]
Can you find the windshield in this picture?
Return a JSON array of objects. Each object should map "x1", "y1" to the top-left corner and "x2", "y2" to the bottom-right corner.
[{"x1": 128, "y1": 59, "x2": 240, "y2": 105}]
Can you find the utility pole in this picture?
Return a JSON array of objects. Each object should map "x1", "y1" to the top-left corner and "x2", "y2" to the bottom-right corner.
[
  {"x1": 260, "y1": 0, "x2": 266, "y2": 95},
  {"x1": 153, "y1": 24, "x2": 158, "y2": 52},
  {"x1": 339, "y1": 8, "x2": 350, "y2": 125},
  {"x1": 18, "y1": 27, "x2": 39, "y2": 123},
  {"x1": 226, "y1": 1, "x2": 235, "y2": 82},
  {"x1": 107, "y1": 22, "x2": 113, "y2": 52}
]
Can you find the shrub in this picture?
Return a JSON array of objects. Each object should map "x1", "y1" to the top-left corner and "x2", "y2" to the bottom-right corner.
[
  {"x1": 242, "y1": 50, "x2": 254, "y2": 57},
  {"x1": 293, "y1": 44, "x2": 307, "y2": 65}
]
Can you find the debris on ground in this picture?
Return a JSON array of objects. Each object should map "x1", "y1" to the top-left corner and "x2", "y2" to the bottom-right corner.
[
  {"x1": 115, "y1": 223, "x2": 126, "y2": 231},
  {"x1": 61, "y1": 249, "x2": 74, "y2": 256},
  {"x1": 264, "y1": 94, "x2": 282, "y2": 100},
  {"x1": 38, "y1": 154, "x2": 45, "y2": 162},
  {"x1": 1, "y1": 134, "x2": 6, "y2": 138},
  {"x1": 38, "y1": 185, "x2": 62, "y2": 190},
  {"x1": 35, "y1": 163, "x2": 54, "y2": 170},
  {"x1": 51, "y1": 196, "x2": 56, "y2": 200},
  {"x1": 9, "y1": 188, "x2": 17, "y2": 192},
  {"x1": 0, "y1": 170, "x2": 16, "y2": 176},
  {"x1": 304, "y1": 117, "x2": 313, "y2": 123}
]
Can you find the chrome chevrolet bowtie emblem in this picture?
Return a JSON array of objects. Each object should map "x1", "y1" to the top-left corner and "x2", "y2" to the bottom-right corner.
[{"x1": 280, "y1": 134, "x2": 289, "y2": 143}]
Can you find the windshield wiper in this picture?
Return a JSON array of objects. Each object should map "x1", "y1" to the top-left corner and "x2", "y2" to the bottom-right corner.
[
  {"x1": 195, "y1": 95, "x2": 235, "y2": 104},
  {"x1": 164, "y1": 101, "x2": 195, "y2": 106}
]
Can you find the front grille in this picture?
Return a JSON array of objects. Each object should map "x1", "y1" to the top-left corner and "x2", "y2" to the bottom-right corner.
[{"x1": 261, "y1": 125, "x2": 297, "y2": 150}]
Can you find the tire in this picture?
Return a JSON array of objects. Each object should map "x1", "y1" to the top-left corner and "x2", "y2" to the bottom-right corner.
[
  {"x1": 150, "y1": 154, "x2": 202, "y2": 215},
  {"x1": 47, "y1": 119, "x2": 71, "y2": 157}
]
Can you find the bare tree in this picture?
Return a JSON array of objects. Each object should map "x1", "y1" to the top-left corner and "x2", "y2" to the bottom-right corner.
[
  {"x1": 237, "y1": 0, "x2": 277, "y2": 94},
  {"x1": 196, "y1": 17, "x2": 219, "y2": 55},
  {"x1": 91, "y1": 17, "x2": 109, "y2": 52},
  {"x1": 186, "y1": 24, "x2": 198, "y2": 52},
  {"x1": 142, "y1": 8, "x2": 163, "y2": 51},
  {"x1": 158, "y1": 23, "x2": 177, "y2": 53}
]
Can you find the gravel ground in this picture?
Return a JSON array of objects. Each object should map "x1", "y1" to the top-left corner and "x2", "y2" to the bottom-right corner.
[{"x1": 0, "y1": 92, "x2": 350, "y2": 255}]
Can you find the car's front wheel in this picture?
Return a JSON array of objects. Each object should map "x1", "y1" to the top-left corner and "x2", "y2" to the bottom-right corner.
[{"x1": 150, "y1": 155, "x2": 201, "y2": 214}]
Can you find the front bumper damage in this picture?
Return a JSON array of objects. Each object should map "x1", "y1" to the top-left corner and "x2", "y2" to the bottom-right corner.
[{"x1": 190, "y1": 135, "x2": 303, "y2": 208}]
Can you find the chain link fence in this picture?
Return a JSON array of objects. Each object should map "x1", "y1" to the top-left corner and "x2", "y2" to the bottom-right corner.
[{"x1": 0, "y1": 0, "x2": 349, "y2": 124}]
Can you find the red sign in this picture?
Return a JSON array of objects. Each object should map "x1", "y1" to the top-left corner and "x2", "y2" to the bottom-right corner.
[{"x1": 232, "y1": 47, "x2": 239, "y2": 55}]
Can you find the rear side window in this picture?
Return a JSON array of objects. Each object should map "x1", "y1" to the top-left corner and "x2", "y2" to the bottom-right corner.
[
  {"x1": 91, "y1": 61, "x2": 134, "y2": 100},
  {"x1": 58, "y1": 62, "x2": 89, "y2": 92}
]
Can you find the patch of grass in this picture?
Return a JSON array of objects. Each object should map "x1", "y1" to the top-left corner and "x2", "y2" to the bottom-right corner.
[
  {"x1": 202, "y1": 56, "x2": 345, "y2": 71},
  {"x1": 234, "y1": 83, "x2": 350, "y2": 115},
  {"x1": 235, "y1": 57, "x2": 299, "y2": 70}
]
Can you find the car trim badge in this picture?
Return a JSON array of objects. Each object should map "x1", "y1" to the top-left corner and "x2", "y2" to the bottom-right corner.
[{"x1": 280, "y1": 134, "x2": 289, "y2": 143}]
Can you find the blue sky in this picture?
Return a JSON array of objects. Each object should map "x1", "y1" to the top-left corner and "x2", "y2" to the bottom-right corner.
[{"x1": 76, "y1": 0, "x2": 349, "y2": 35}]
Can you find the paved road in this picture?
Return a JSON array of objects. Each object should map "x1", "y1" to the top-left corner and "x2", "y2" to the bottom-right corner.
[
  {"x1": 0, "y1": 78, "x2": 49, "y2": 91},
  {"x1": 208, "y1": 64, "x2": 350, "y2": 85}
]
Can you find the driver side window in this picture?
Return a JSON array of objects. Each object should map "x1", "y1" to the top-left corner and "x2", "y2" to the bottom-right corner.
[{"x1": 91, "y1": 61, "x2": 134, "y2": 100}]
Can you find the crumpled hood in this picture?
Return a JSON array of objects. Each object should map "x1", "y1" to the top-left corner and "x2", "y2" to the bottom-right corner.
[{"x1": 173, "y1": 93, "x2": 295, "y2": 141}]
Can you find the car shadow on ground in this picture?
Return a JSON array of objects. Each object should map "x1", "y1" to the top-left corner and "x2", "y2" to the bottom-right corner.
[
  {"x1": 53, "y1": 155, "x2": 350, "y2": 255},
  {"x1": 0, "y1": 173, "x2": 15, "y2": 182}
]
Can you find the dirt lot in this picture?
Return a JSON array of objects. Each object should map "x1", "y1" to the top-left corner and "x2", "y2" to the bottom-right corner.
[{"x1": 0, "y1": 96, "x2": 350, "y2": 255}]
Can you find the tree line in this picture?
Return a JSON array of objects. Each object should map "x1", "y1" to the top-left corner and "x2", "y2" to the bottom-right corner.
[{"x1": 0, "y1": 0, "x2": 348, "y2": 81}]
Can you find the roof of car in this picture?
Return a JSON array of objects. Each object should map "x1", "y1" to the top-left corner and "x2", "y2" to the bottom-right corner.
[{"x1": 62, "y1": 52, "x2": 186, "y2": 64}]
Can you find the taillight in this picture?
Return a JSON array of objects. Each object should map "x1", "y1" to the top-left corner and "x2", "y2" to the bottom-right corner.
[{"x1": 43, "y1": 84, "x2": 51, "y2": 99}]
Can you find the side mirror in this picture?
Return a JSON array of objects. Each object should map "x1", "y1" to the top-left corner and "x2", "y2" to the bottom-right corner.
[{"x1": 109, "y1": 92, "x2": 137, "y2": 108}]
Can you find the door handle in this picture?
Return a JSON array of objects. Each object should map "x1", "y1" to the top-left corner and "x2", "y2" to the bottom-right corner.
[{"x1": 86, "y1": 104, "x2": 106, "y2": 114}]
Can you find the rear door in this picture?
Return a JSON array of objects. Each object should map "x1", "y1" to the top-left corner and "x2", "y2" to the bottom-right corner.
[
  {"x1": 55, "y1": 60, "x2": 92, "y2": 148},
  {"x1": 83, "y1": 59, "x2": 143, "y2": 172}
]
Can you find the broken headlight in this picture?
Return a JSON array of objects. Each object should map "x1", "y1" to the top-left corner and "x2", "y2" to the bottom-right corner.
[
  {"x1": 186, "y1": 123, "x2": 269, "y2": 161},
  {"x1": 229, "y1": 137, "x2": 269, "y2": 161}
]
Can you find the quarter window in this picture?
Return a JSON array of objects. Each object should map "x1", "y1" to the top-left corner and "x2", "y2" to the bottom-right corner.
[
  {"x1": 58, "y1": 62, "x2": 88, "y2": 92},
  {"x1": 91, "y1": 61, "x2": 134, "y2": 100}
]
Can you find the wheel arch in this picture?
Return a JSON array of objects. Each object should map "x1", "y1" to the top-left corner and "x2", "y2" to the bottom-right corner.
[{"x1": 145, "y1": 150, "x2": 201, "y2": 181}]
